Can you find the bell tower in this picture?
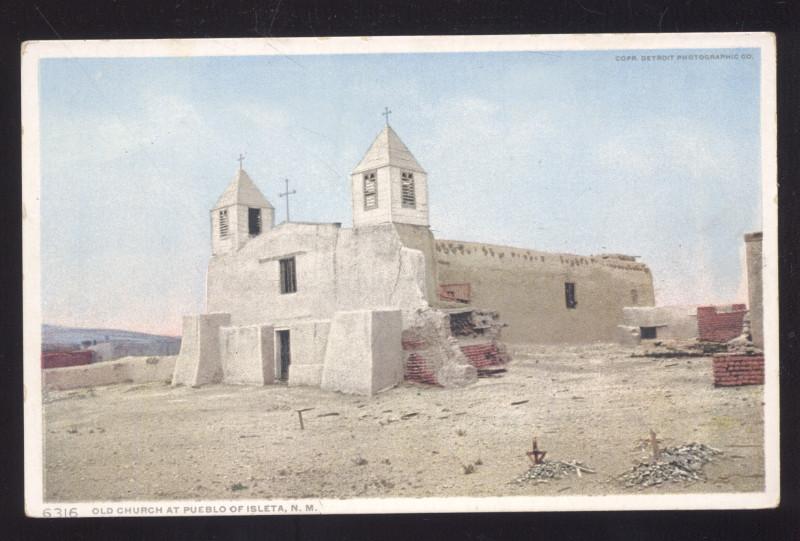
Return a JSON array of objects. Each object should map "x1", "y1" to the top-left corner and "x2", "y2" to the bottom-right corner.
[
  {"x1": 211, "y1": 160, "x2": 275, "y2": 256},
  {"x1": 351, "y1": 115, "x2": 429, "y2": 229}
]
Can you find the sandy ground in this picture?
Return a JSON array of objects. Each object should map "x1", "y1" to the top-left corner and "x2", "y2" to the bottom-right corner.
[{"x1": 43, "y1": 344, "x2": 764, "y2": 501}]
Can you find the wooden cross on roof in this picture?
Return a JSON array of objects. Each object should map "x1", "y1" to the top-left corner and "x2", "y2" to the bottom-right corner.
[{"x1": 382, "y1": 106, "x2": 392, "y2": 126}]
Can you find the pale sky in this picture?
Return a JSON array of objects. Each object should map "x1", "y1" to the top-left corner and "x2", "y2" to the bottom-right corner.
[{"x1": 39, "y1": 48, "x2": 762, "y2": 336}]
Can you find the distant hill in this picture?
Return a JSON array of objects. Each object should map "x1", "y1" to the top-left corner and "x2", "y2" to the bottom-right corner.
[{"x1": 42, "y1": 324, "x2": 180, "y2": 351}]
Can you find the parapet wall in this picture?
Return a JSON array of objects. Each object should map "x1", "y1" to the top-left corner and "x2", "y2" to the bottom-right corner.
[
  {"x1": 434, "y1": 239, "x2": 651, "y2": 274},
  {"x1": 434, "y1": 238, "x2": 655, "y2": 344}
]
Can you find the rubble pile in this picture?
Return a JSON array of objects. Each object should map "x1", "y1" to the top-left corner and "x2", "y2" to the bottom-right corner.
[
  {"x1": 514, "y1": 460, "x2": 594, "y2": 484},
  {"x1": 632, "y1": 340, "x2": 731, "y2": 359},
  {"x1": 619, "y1": 443, "x2": 722, "y2": 488}
]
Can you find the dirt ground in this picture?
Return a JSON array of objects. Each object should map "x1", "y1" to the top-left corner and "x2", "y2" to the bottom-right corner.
[{"x1": 43, "y1": 344, "x2": 764, "y2": 502}]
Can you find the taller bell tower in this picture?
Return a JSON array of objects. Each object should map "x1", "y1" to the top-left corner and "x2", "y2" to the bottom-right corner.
[{"x1": 351, "y1": 122, "x2": 429, "y2": 229}]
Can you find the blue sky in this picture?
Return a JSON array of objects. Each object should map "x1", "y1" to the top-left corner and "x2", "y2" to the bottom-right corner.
[{"x1": 39, "y1": 48, "x2": 762, "y2": 335}]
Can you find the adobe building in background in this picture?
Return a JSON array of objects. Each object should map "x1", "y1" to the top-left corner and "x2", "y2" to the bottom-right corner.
[{"x1": 172, "y1": 121, "x2": 655, "y2": 395}]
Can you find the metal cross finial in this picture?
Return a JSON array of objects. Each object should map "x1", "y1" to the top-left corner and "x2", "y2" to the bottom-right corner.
[
  {"x1": 382, "y1": 106, "x2": 392, "y2": 126},
  {"x1": 279, "y1": 178, "x2": 297, "y2": 222},
  {"x1": 237, "y1": 153, "x2": 245, "y2": 170}
]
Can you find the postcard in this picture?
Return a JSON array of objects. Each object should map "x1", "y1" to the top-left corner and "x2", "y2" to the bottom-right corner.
[{"x1": 22, "y1": 32, "x2": 778, "y2": 517}]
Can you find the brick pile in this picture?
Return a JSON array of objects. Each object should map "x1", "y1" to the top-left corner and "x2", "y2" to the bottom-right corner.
[
  {"x1": 402, "y1": 333, "x2": 440, "y2": 385},
  {"x1": 697, "y1": 304, "x2": 747, "y2": 343},
  {"x1": 713, "y1": 354, "x2": 764, "y2": 387},
  {"x1": 460, "y1": 343, "x2": 507, "y2": 369},
  {"x1": 42, "y1": 350, "x2": 94, "y2": 369},
  {"x1": 404, "y1": 352, "x2": 439, "y2": 385}
]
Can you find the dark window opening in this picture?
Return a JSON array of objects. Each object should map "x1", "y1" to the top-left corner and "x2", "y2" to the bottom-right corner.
[
  {"x1": 450, "y1": 312, "x2": 482, "y2": 337},
  {"x1": 277, "y1": 330, "x2": 291, "y2": 382},
  {"x1": 640, "y1": 326, "x2": 657, "y2": 339},
  {"x1": 279, "y1": 257, "x2": 297, "y2": 294},
  {"x1": 219, "y1": 209, "x2": 229, "y2": 238},
  {"x1": 363, "y1": 171, "x2": 377, "y2": 210},
  {"x1": 401, "y1": 171, "x2": 416, "y2": 208},
  {"x1": 565, "y1": 282, "x2": 577, "y2": 309},
  {"x1": 248, "y1": 208, "x2": 262, "y2": 236}
]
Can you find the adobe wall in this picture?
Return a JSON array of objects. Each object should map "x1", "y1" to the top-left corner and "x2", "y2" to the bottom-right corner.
[
  {"x1": 434, "y1": 239, "x2": 655, "y2": 344},
  {"x1": 332, "y1": 224, "x2": 429, "y2": 316},
  {"x1": 172, "y1": 313, "x2": 231, "y2": 386},
  {"x1": 219, "y1": 324, "x2": 274, "y2": 385},
  {"x1": 286, "y1": 320, "x2": 330, "y2": 387},
  {"x1": 207, "y1": 222, "x2": 430, "y2": 329},
  {"x1": 745, "y1": 232, "x2": 763, "y2": 349},
  {"x1": 320, "y1": 309, "x2": 404, "y2": 395},
  {"x1": 207, "y1": 222, "x2": 341, "y2": 326},
  {"x1": 43, "y1": 355, "x2": 176, "y2": 391},
  {"x1": 393, "y1": 223, "x2": 439, "y2": 306}
]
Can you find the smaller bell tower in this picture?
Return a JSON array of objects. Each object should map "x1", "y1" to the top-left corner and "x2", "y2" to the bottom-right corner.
[
  {"x1": 351, "y1": 113, "x2": 429, "y2": 229},
  {"x1": 211, "y1": 160, "x2": 275, "y2": 256}
]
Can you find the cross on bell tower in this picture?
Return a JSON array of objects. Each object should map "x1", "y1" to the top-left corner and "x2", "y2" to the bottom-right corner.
[
  {"x1": 237, "y1": 153, "x2": 245, "y2": 170},
  {"x1": 382, "y1": 106, "x2": 392, "y2": 126},
  {"x1": 279, "y1": 178, "x2": 297, "y2": 222}
]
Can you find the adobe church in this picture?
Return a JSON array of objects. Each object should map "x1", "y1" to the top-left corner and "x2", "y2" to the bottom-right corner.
[{"x1": 171, "y1": 120, "x2": 655, "y2": 395}]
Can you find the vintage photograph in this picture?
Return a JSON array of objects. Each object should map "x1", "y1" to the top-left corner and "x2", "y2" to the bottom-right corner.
[{"x1": 22, "y1": 33, "x2": 778, "y2": 516}]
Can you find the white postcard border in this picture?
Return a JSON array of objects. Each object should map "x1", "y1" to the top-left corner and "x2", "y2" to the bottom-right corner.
[{"x1": 22, "y1": 32, "x2": 779, "y2": 517}]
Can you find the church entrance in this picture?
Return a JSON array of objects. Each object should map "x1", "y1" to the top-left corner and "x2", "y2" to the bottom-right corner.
[{"x1": 277, "y1": 330, "x2": 291, "y2": 382}]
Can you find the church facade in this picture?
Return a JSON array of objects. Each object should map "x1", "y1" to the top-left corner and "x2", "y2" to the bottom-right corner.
[{"x1": 171, "y1": 124, "x2": 654, "y2": 395}]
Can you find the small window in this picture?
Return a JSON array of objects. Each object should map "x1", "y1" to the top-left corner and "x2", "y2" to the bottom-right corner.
[
  {"x1": 641, "y1": 326, "x2": 657, "y2": 339},
  {"x1": 630, "y1": 289, "x2": 638, "y2": 305},
  {"x1": 248, "y1": 208, "x2": 262, "y2": 236},
  {"x1": 219, "y1": 209, "x2": 229, "y2": 238},
  {"x1": 401, "y1": 171, "x2": 416, "y2": 208},
  {"x1": 279, "y1": 257, "x2": 297, "y2": 294},
  {"x1": 565, "y1": 282, "x2": 577, "y2": 309},
  {"x1": 363, "y1": 172, "x2": 378, "y2": 210}
]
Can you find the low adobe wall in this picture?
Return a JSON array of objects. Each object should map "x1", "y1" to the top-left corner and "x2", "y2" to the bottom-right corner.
[
  {"x1": 43, "y1": 355, "x2": 177, "y2": 391},
  {"x1": 713, "y1": 354, "x2": 764, "y2": 387}
]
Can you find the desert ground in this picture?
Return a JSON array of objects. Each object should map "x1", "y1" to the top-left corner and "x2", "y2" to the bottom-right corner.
[{"x1": 43, "y1": 344, "x2": 764, "y2": 501}]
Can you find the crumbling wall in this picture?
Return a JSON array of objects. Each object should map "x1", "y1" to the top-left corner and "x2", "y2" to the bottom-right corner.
[
  {"x1": 697, "y1": 305, "x2": 747, "y2": 343},
  {"x1": 401, "y1": 309, "x2": 477, "y2": 387}
]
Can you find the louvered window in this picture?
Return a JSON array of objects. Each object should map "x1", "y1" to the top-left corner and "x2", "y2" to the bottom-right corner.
[
  {"x1": 401, "y1": 172, "x2": 416, "y2": 208},
  {"x1": 219, "y1": 209, "x2": 229, "y2": 238},
  {"x1": 363, "y1": 172, "x2": 377, "y2": 210},
  {"x1": 248, "y1": 208, "x2": 262, "y2": 236}
]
